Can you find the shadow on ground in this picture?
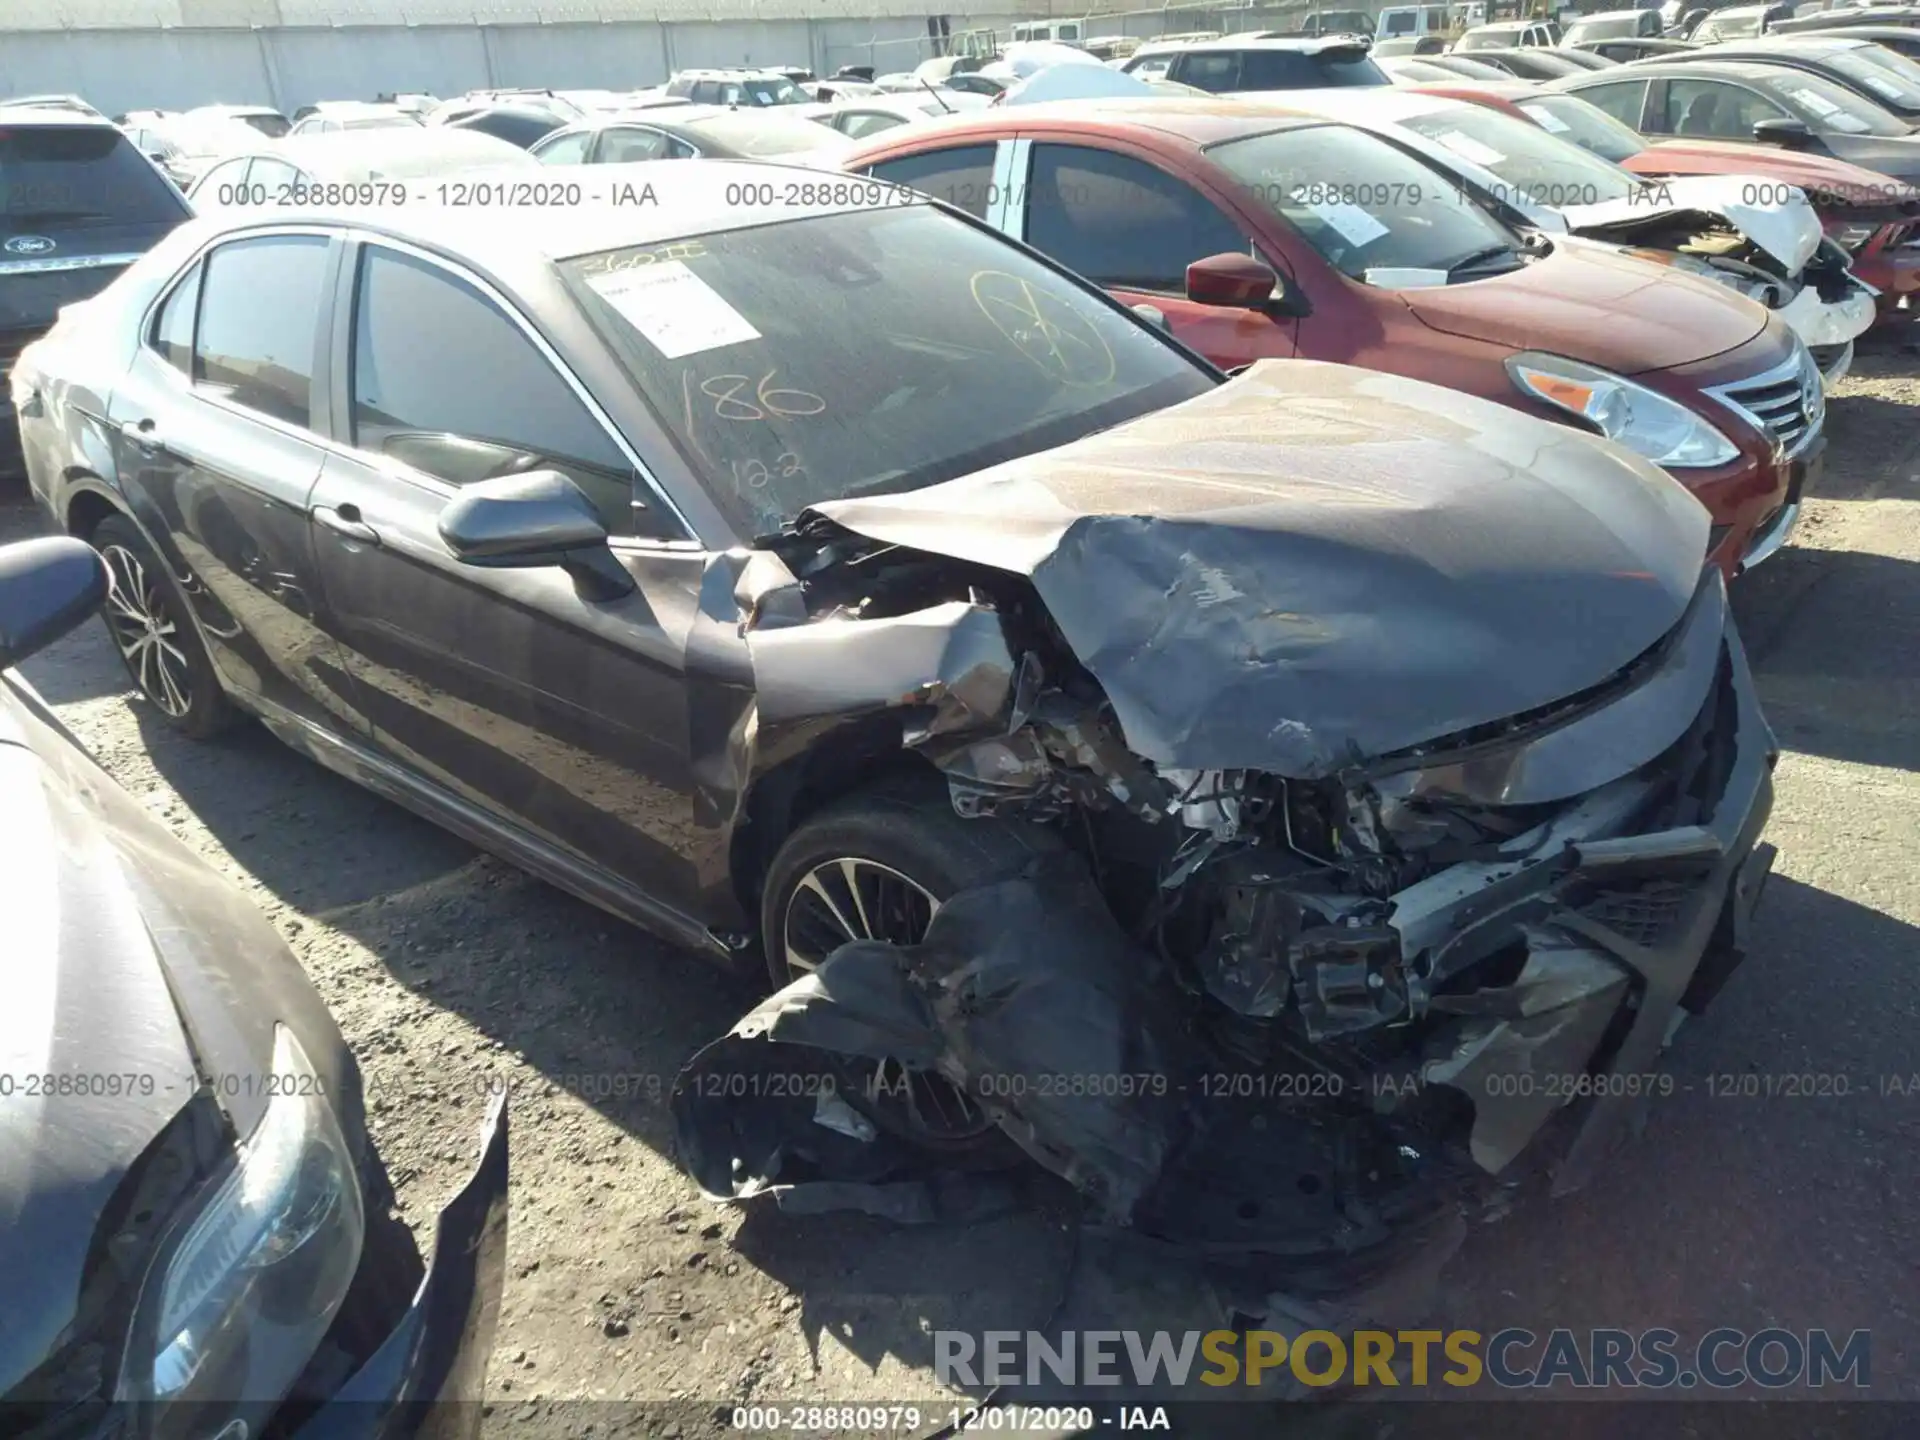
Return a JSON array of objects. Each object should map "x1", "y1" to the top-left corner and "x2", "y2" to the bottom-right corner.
[{"x1": 1733, "y1": 541, "x2": 1920, "y2": 774}]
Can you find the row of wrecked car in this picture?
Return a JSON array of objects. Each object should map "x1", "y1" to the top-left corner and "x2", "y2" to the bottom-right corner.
[{"x1": 0, "y1": 29, "x2": 1899, "y2": 1426}]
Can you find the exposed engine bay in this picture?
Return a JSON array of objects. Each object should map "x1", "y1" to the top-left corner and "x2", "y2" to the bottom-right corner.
[
  {"x1": 1626, "y1": 225, "x2": 1858, "y2": 311},
  {"x1": 1559, "y1": 177, "x2": 1877, "y2": 354},
  {"x1": 672, "y1": 362, "x2": 1781, "y2": 1287}
]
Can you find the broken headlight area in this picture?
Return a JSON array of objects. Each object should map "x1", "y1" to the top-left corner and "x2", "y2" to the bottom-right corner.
[{"x1": 1622, "y1": 231, "x2": 1857, "y2": 312}]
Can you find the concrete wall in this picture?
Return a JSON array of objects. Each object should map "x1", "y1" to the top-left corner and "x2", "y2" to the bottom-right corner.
[{"x1": 0, "y1": 14, "x2": 1056, "y2": 114}]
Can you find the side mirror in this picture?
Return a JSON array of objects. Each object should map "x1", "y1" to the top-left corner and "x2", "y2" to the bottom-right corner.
[
  {"x1": 1186, "y1": 252, "x2": 1307, "y2": 315},
  {"x1": 1753, "y1": 116, "x2": 1814, "y2": 147},
  {"x1": 436, "y1": 470, "x2": 634, "y2": 599},
  {"x1": 1130, "y1": 302, "x2": 1172, "y2": 332},
  {"x1": 1187, "y1": 252, "x2": 1277, "y2": 307},
  {"x1": 0, "y1": 536, "x2": 108, "y2": 671}
]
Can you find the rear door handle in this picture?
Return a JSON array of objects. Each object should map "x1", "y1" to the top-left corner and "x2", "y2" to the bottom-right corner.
[{"x1": 313, "y1": 504, "x2": 381, "y2": 546}]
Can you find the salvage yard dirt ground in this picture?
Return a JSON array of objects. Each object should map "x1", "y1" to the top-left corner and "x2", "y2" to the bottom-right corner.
[{"x1": 6, "y1": 343, "x2": 1920, "y2": 1421}]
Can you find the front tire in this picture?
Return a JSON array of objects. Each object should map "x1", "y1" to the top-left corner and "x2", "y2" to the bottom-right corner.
[
  {"x1": 759, "y1": 775, "x2": 1059, "y2": 1148},
  {"x1": 91, "y1": 514, "x2": 236, "y2": 740}
]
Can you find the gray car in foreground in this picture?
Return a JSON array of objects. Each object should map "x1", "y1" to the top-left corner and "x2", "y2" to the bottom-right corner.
[
  {"x1": 0, "y1": 537, "x2": 507, "y2": 1436},
  {"x1": 12, "y1": 162, "x2": 1774, "y2": 1293}
]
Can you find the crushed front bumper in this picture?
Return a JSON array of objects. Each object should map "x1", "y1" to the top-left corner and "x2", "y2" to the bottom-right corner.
[
  {"x1": 1397, "y1": 615, "x2": 1777, "y2": 1195},
  {"x1": 290, "y1": 1095, "x2": 508, "y2": 1440}
]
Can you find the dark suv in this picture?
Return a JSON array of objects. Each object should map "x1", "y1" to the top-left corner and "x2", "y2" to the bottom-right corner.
[
  {"x1": 1160, "y1": 35, "x2": 1391, "y2": 90},
  {"x1": 1, "y1": 103, "x2": 191, "y2": 472}
]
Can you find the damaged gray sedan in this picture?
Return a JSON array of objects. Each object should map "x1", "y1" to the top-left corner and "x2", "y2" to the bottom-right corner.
[
  {"x1": 15, "y1": 164, "x2": 1775, "y2": 1276},
  {"x1": 676, "y1": 350, "x2": 1779, "y2": 1273}
]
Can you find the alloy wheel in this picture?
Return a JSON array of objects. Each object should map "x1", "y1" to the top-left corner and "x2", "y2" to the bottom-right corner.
[
  {"x1": 781, "y1": 857, "x2": 996, "y2": 1143},
  {"x1": 100, "y1": 544, "x2": 194, "y2": 718}
]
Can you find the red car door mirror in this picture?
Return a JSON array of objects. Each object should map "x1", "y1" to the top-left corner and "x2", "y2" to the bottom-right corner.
[{"x1": 1186, "y1": 252, "x2": 1279, "y2": 307}]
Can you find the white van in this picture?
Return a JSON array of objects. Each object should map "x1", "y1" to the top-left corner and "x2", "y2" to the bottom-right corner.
[
  {"x1": 1010, "y1": 18, "x2": 1085, "y2": 44},
  {"x1": 1376, "y1": 4, "x2": 1453, "y2": 39}
]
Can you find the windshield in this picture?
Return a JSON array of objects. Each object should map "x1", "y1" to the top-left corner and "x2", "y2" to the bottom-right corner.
[
  {"x1": 1398, "y1": 102, "x2": 1642, "y2": 207},
  {"x1": 1515, "y1": 93, "x2": 1648, "y2": 162},
  {"x1": 1768, "y1": 69, "x2": 1910, "y2": 133},
  {"x1": 1456, "y1": 27, "x2": 1524, "y2": 49},
  {"x1": 1827, "y1": 44, "x2": 1920, "y2": 107},
  {"x1": 241, "y1": 113, "x2": 290, "y2": 138},
  {"x1": 736, "y1": 76, "x2": 810, "y2": 106},
  {"x1": 562, "y1": 206, "x2": 1212, "y2": 537},
  {"x1": 682, "y1": 111, "x2": 855, "y2": 156},
  {"x1": 1, "y1": 126, "x2": 187, "y2": 229},
  {"x1": 1208, "y1": 123, "x2": 1523, "y2": 281}
]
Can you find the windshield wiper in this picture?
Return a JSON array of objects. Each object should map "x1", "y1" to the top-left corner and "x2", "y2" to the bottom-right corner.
[{"x1": 1446, "y1": 243, "x2": 1523, "y2": 278}]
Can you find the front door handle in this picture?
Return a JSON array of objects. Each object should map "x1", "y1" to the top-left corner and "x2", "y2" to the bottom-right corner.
[
  {"x1": 119, "y1": 416, "x2": 177, "y2": 458},
  {"x1": 313, "y1": 504, "x2": 380, "y2": 545}
]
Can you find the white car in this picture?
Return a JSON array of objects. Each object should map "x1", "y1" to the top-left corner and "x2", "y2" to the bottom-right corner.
[{"x1": 1258, "y1": 85, "x2": 1877, "y2": 378}]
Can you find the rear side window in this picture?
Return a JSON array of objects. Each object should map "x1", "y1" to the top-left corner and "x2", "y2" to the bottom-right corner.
[
  {"x1": 866, "y1": 144, "x2": 998, "y2": 218},
  {"x1": 1573, "y1": 78, "x2": 1651, "y2": 128},
  {"x1": 1171, "y1": 53, "x2": 1242, "y2": 90},
  {"x1": 597, "y1": 127, "x2": 679, "y2": 163},
  {"x1": 536, "y1": 129, "x2": 592, "y2": 165},
  {"x1": 349, "y1": 246, "x2": 643, "y2": 533},
  {"x1": 150, "y1": 260, "x2": 201, "y2": 374},
  {"x1": 193, "y1": 234, "x2": 329, "y2": 428},
  {"x1": 0, "y1": 125, "x2": 187, "y2": 230}
]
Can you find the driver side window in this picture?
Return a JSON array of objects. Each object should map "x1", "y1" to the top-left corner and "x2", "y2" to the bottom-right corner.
[
  {"x1": 1024, "y1": 144, "x2": 1250, "y2": 294},
  {"x1": 349, "y1": 245, "x2": 671, "y2": 538},
  {"x1": 1575, "y1": 79, "x2": 1650, "y2": 128},
  {"x1": 1664, "y1": 78, "x2": 1786, "y2": 139},
  {"x1": 536, "y1": 128, "x2": 592, "y2": 165}
]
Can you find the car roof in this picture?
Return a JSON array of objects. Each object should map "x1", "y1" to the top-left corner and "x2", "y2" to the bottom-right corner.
[
  {"x1": 850, "y1": 95, "x2": 1330, "y2": 147},
  {"x1": 1256, "y1": 85, "x2": 1458, "y2": 123},
  {"x1": 1693, "y1": 34, "x2": 1867, "y2": 52},
  {"x1": 1799, "y1": 24, "x2": 1920, "y2": 37},
  {"x1": 1575, "y1": 8, "x2": 1652, "y2": 18},
  {"x1": 228, "y1": 127, "x2": 534, "y2": 179},
  {"x1": 1565, "y1": 57, "x2": 1803, "y2": 81},
  {"x1": 1179, "y1": 34, "x2": 1374, "y2": 53},
  {"x1": 0, "y1": 102, "x2": 117, "y2": 128},
  {"x1": 1423, "y1": 77, "x2": 1540, "y2": 99},
  {"x1": 673, "y1": 67, "x2": 788, "y2": 79},
  {"x1": 182, "y1": 159, "x2": 931, "y2": 263}
]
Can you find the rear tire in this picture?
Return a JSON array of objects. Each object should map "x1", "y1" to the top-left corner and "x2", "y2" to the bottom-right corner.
[
  {"x1": 758, "y1": 774, "x2": 1060, "y2": 1150},
  {"x1": 90, "y1": 514, "x2": 236, "y2": 740}
]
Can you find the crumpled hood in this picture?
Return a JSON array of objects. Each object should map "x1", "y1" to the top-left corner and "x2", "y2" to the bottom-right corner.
[
  {"x1": 1397, "y1": 239, "x2": 1768, "y2": 375},
  {"x1": 0, "y1": 727, "x2": 199, "y2": 1398},
  {"x1": 1559, "y1": 172, "x2": 1824, "y2": 274},
  {"x1": 808, "y1": 360, "x2": 1709, "y2": 776}
]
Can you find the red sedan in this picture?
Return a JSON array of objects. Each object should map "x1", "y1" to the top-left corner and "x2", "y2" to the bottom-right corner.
[{"x1": 845, "y1": 98, "x2": 1824, "y2": 575}]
